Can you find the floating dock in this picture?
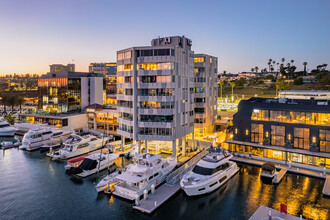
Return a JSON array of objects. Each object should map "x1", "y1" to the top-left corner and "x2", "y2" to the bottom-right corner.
[
  {"x1": 323, "y1": 175, "x2": 330, "y2": 196},
  {"x1": 273, "y1": 168, "x2": 288, "y2": 184},
  {"x1": 133, "y1": 183, "x2": 180, "y2": 213},
  {"x1": 249, "y1": 205, "x2": 304, "y2": 220}
]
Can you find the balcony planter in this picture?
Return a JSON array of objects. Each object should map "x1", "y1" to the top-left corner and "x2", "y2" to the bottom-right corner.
[
  {"x1": 309, "y1": 143, "x2": 319, "y2": 152},
  {"x1": 263, "y1": 138, "x2": 270, "y2": 146},
  {"x1": 284, "y1": 143, "x2": 293, "y2": 148}
]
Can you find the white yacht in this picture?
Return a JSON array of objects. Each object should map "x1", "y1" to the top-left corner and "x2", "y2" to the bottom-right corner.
[
  {"x1": 48, "y1": 133, "x2": 110, "y2": 159},
  {"x1": 40, "y1": 130, "x2": 72, "y2": 151},
  {"x1": 113, "y1": 153, "x2": 177, "y2": 200},
  {"x1": 67, "y1": 152, "x2": 119, "y2": 177},
  {"x1": 0, "y1": 121, "x2": 16, "y2": 136},
  {"x1": 180, "y1": 147, "x2": 239, "y2": 196},
  {"x1": 94, "y1": 171, "x2": 120, "y2": 193},
  {"x1": 19, "y1": 128, "x2": 71, "y2": 151}
]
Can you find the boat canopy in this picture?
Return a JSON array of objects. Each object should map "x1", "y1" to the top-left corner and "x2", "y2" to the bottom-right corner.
[
  {"x1": 67, "y1": 156, "x2": 85, "y2": 163},
  {"x1": 262, "y1": 162, "x2": 276, "y2": 171}
]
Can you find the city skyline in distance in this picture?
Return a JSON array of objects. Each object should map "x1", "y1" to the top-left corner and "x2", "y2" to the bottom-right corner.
[{"x1": 0, "y1": 0, "x2": 329, "y2": 75}]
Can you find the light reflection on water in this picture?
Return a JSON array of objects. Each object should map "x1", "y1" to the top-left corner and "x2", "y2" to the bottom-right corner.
[{"x1": 0, "y1": 148, "x2": 329, "y2": 220}]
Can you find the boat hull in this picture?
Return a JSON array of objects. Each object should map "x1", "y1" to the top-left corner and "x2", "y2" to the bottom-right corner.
[{"x1": 181, "y1": 162, "x2": 239, "y2": 197}]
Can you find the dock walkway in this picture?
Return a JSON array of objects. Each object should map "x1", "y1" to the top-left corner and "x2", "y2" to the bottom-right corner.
[
  {"x1": 133, "y1": 183, "x2": 180, "y2": 213},
  {"x1": 249, "y1": 205, "x2": 304, "y2": 220},
  {"x1": 323, "y1": 175, "x2": 330, "y2": 196},
  {"x1": 273, "y1": 168, "x2": 288, "y2": 184},
  {"x1": 231, "y1": 156, "x2": 329, "y2": 196}
]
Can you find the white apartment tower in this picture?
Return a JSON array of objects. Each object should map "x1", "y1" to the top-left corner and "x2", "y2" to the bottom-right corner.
[
  {"x1": 116, "y1": 36, "x2": 195, "y2": 157},
  {"x1": 194, "y1": 54, "x2": 218, "y2": 136}
]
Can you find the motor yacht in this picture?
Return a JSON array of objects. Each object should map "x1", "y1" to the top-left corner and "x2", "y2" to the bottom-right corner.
[
  {"x1": 113, "y1": 153, "x2": 177, "y2": 200},
  {"x1": 67, "y1": 152, "x2": 119, "y2": 177},
  {"x1": 48, "y1": 133, "x2": 110, "y2": 159},
  {"x1": 0, "y1": 121, "x2": 16, "y2": 136},
  {"x1": 19, "y1": 128, "x2": 71, "y2": 151},
  {"x1": 94, "y1": 170, "x2": 120, "y2": 193},
  {"x1": 260, "y1": 162, "x2": 276, "y2": 179},
  {"x1": 180, "y1": 147, "x2": 239, "y2": 196}
]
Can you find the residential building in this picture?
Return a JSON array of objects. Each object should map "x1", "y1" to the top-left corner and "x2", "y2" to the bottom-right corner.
[
  {"x1": 194, "y1": 54, "x2": 218, "y2": 136},
  {"x1": 279, "y1": 90, "x2": 330, "y2": 100},
  {"x1": 116, "y1": 36, "x2": 195, "y2": 157},
  {"x1": 226, "y1": 97, "x2": 330, "y2": 168}
]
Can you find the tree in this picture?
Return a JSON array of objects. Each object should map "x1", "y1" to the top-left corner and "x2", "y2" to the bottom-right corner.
[
  {"x1": 251, "y1": 68, "x2": 254, "y2": 72},
  {"x1": 275, "y1": 79, "x2": 289, "y2": 97},
  {"x1": 17, "y1": 96, "x2": 24, "y2": 113},
  {"x1": 281, "y1": 58, "x2": 285, "y2": 65},
  {"x1": 5, "y1": 114, "x2": 15, "y2": 125},
  {"x1": 230, "y1": 82, "x2": 235, "y2": 102},
  {"x1": 303, "y1": 62, "x2": 307, "y2": 75},
  {"x1": 1, "y1": 96, "x2": 9, "y2": 113},
  {"x1": 255, "y1": 66, "x2": 259, "y2": 73},
  {"x1": 293, "y1": 77, "x2": 303, "y2": 85},
  {"x1": 219, "y1": 81, "x2": 224, "y2": 100}
]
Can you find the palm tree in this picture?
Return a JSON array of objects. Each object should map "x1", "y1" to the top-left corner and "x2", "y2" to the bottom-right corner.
[
  {"x1": 303, "y1": 62, "x2": 307, "y2": 76},
  {"x1": 230, "y1": 82, "x2": 235, "y2": 102},
  {"x1": 251, "y1": 68, "x2": 255, "y2": 72},
  {"x1": 1, "y1": 96, "x2": 9, "y2": 113},
  {"x1": 17, "y1": 96, "x2": 24, "y2": 113},
  {"x1": 219, "y1": 81, "x2": 224, "y2": 100},
  {"x1": 255, "y1": 66, "x2": 259, "y2": 73},
  {"x1": 268, "y1": 59, "x2": 272, "y2": 72},
  {"x1": 281, "y1": 58, "x2": 285, "y2": 64}
]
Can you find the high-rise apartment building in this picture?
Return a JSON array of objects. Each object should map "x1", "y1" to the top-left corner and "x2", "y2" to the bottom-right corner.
[
  {"x1": 194, "y1": 54, "x2": 218, "y2": 136},
  {"x1": 116, "y1": 36, "x2": 195, "y2": 157}
]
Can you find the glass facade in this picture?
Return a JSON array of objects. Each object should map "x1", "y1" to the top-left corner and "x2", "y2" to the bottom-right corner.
[
  {"x1": 320, "y1": 129, "x2": 330, "y2": 152},
  {"x1": 294, "y1": 127, "x2": 310, "y2": 150},
  {"x1": 38, "y1": 78, "x2": 68, "y2": 113},
  {"x1": 67, "y1": 79, "x2": 81, "y2": 112},
  {"x1": 251, "y1": 109, "x2": 330, "y2": 126},
  {"x1": 251, "y1": 124, "x2": 263, "y2": 144},
  {"x1": 271, "y1": 125, "x2": 285, "y2": 146}
]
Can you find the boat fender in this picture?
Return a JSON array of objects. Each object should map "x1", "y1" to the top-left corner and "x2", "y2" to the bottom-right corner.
[{"x1": 224, "y1": 152, "x2": 229, "y2": 157}]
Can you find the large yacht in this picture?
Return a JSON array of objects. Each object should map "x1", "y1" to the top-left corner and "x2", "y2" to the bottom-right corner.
[
  {"x1": 67, "y1": 152, "x2": 119, "y2": 177},
  {"x1": 20, "y1": 128, "x2": 71, "y2": 151},
  {"x1": 180, "y1": 147, "x2": 239, "y2": 196},
  {"x1": 48, "y1": 133, "x2": 110, "y2": 159},
  {"x1": 113, "y1": 153, "x2": 177, "y2": 200},
  {"x1": 0, "y1": 121, "x2": 16, "y2": 136}
]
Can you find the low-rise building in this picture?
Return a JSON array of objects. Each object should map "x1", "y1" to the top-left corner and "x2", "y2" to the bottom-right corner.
[{"x1": 227, "y1": 97, "x2": 330, "y2": 168}]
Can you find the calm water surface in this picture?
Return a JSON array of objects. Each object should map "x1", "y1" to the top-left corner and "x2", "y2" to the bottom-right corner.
[{"x1": 0, "y1": 146, "x2": 329, "y2": 220}]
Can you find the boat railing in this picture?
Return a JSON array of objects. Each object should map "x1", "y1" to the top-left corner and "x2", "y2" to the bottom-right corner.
[{"x1": 166, "y1": 149, "x2": 209, "y2": 185}]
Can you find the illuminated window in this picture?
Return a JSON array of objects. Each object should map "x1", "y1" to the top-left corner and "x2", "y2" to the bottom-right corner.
[
  {"x1": 320, "y1": 130, "x2": 330, "y2": 153},
  {"x1": 118, "y1": 51, "x2": 132, "y2": 60},
  {"x1": 251, "y1": 124, "x2": 263, "y2": 144},
  {"x1": 194, "y1": 57, "x2": 204, "y2": 63},
  {"x1": 294, "y1": 127, "x2": 310, "y2": 150},
  {"x1": 271, "y1": 125, "x2": 285, "y2": 146}
]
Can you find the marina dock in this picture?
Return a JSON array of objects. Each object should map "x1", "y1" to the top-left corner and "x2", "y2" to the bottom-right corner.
[
  {"x1": 323, "y1": 175, "x2": 330, "y2": 196},
  {"x1": 273, "y1": 168, "x2": 288, "y2": 184},
  {"x1": 132, "y1": 149, "x2": 208, "y2": 214},
  {"x1": 249, "y1": 205, "x2": 304, "y2": 220},
  {"x1": 231, "y1": 156, "x2": 330, "y2": 196},
  {"x1": 133, "y1": 183, "x2": 180, "y2": 213}
]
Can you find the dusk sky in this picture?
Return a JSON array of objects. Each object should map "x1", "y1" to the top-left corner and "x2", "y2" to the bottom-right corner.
[{"x1": 0, "y1": 0, "x2": 329, "y2": 75}]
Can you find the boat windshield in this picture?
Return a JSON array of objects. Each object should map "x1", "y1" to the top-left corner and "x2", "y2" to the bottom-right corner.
[
  {"x1": 0, "y1": 124, "x2": 10, "y2": 128},
  {"x1": 192, "y1": 163, "x2": 230, "y2": 176}
]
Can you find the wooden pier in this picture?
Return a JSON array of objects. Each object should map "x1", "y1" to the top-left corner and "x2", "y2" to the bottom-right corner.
[
  {"x1": 133, "y1": 183, "x2": 181, "y2": 213},
  {"x1": 249, "y1": 205, "x2": 304, "y2": 220},
  {"x1": 273, "y1": 168, "x2": 288, "y2": 184},
  {"x1": 323, "y1": 175, "x2": 330, "y2": 196}
]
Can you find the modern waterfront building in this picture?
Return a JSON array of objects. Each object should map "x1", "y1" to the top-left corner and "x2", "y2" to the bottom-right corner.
[
  {"x1": 226, "y1": 97, "x2": 330, "y2": 168},
  {"x1": 18, "y1": 64, "x2": 105, "y2": 130},
  {"x1": 89, "y1": 63, "x2": 117, "y2": 98},
  {"x1": 116, "y1": 36, "x2": 195, "y2": 157},
  {"x1": 86, "y1": 103, "x2": 119, "y2": 137},
  {"x1": 194, "y1": 54, "x2": 218, "y2": 136}
]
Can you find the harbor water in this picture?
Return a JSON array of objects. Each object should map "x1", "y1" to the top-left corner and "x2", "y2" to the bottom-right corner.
[{"x1": 0, "y1": 147, "x2": 329, "y2": 220}]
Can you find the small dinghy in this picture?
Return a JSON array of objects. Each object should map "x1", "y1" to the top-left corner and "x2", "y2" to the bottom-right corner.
[{"x1": 260, "y1": 162, "x2": 276, "y2": 179}]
